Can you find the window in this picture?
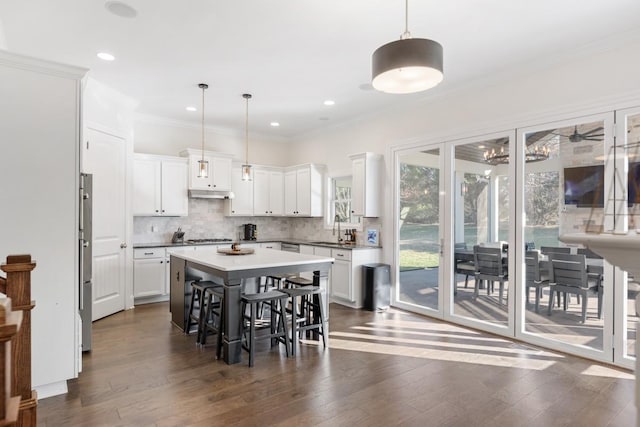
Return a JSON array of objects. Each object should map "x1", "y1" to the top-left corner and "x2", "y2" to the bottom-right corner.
[{"x1": 328, "y1": 176, "x2": 361, "y2": 227}]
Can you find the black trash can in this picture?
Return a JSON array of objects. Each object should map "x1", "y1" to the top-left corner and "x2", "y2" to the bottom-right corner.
[{"x1": 362, "y1": 263, "x2": 391, "y2": 311}]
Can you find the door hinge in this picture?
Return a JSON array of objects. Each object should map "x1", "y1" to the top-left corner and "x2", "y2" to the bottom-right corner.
[{"x1": 86, "y1": 140, "x2": 90, "y2": 150}]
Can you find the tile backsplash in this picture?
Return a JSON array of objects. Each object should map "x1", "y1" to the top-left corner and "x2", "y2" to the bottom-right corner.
[{"x1": 133, "y1": 198, "x2": 383, "y2": 246}]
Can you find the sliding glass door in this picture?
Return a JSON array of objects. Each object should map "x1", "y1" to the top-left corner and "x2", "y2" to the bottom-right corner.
[
  {"x1": 395, "y1": 146, "x2": 444, "y2": 315},
  {"x1": 516, "y1": 113, "x2": 615, "y2": 362},
  {"x1": 448, "y1": 132, "x2": 515, "y2": 334}
]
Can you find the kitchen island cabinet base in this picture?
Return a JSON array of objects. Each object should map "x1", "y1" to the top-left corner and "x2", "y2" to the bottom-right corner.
[{"x1": 169, "y1": 249, "x2": 332, "y2": 365}]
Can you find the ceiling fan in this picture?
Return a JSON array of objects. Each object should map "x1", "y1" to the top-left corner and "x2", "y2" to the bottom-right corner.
[{"x1": 554, "y1": 125, "x2": 604, "y2": 142}]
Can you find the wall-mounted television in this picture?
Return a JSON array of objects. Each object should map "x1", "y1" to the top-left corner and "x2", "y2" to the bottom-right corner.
[
  {"x1": 563, "y1": 165, "x2": 604, "y2": 208},
  {"x1": 564, "y1": 162, "x2": 640, "y2": 208}
]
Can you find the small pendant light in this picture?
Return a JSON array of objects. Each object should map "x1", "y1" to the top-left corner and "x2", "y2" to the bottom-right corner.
[
  {"x1": 241, "y1": 93, "x2": 252, "y2": 181},
  {"x1": 197, "y1": 83, "x2": 209, "y2": 178},
  {"x1": 372, "y1": 0, "x2": 443, "y2": 94}
]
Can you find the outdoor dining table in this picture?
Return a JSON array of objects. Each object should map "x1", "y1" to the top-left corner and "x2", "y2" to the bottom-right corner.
[{"x1": 168, "y1": 246, "x2": 334, "y2": 364}]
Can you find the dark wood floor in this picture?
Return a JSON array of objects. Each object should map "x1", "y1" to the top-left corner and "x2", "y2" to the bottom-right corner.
[{"x1": 38, "y1": 303, "x2": 636, "y2": 426}]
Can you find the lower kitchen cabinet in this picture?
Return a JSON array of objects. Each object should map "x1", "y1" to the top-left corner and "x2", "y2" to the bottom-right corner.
[
  {"x1": 133, "y1": 248, "x2": 167, "y2": 299},
  {"x1": 330, "y1": 248, "x2": 381, "y2": 309}
]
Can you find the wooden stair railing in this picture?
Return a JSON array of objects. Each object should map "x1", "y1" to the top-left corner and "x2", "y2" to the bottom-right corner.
[
  {"x1": 0, "y1": 298, "x2": 22, "y2": 426},
  {"x1": 0, "y1": 255, "x2": 37, "y2": 427}
]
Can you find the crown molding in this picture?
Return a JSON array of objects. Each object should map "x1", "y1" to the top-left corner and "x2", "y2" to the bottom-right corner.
[{"x1": 0, "y1": 49, "x2": 87, "y2": 80}]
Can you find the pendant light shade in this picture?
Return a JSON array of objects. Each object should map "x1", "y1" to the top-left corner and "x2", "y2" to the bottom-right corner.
[
  {"x1": 372, "y1": 0, "x2": 443, "y2": 94},
  {"x1": 197, "y1": 83, "x2": 209, "y2": 178},
  {"x1": 241, "y1": 93, "x2": 252, "y2": 181}
]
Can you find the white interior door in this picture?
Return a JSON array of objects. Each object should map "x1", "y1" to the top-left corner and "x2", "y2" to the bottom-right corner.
[{"x1": 84, "y1": 127, "x2": 127, "y2": 320}]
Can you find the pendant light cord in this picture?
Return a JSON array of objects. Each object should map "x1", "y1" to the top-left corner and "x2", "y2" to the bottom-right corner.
[
  {"x1": 402, "y1": 0, "x2": 411, "y2": 39},
  {"x1": 245, "y1": 96, "x2": 249, "y2": 164},
  {"x1": 200, "y1": 84, "x2": 206, "y2": 161}
]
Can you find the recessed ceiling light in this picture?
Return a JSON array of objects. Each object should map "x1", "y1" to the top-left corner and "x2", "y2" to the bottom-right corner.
[
  {"x1": 97, "y1": 52, "x2": 115, "y2": 61},
  {"x1": 478, "y1": 145, "x2": 486, "y2": 149},
  {"x1": 270, "y1": 122, "x2": 280, "y2": 127},
  {"x1": 323, "y1": 100, "x2": 335, "y2": 106},
  {"x1": 104, "y1": 1, "x2": 138, "y2": 18},
  {"x1": 186, "y1": 106, "x2": 197, "y2": 112}
]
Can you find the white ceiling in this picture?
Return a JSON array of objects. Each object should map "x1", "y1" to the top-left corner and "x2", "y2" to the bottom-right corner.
[{"x1": 1, "y1": 0, "x2": 639, "y2": 139}]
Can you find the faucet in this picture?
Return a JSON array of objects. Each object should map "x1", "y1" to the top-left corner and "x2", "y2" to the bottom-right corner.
[{"x1": 333, "y1": 214, "x2": 343, "y2": 243}]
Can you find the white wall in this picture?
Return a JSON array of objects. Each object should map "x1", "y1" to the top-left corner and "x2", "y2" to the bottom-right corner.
[
  {"x1": 288, "y1": 35, "x2": 640, "y2": 265},
  {"x1": 134, "y1": 115, "x2": 291, "y2": 167},
  {"x1": 0, "y1": 51, "x2": 86, "y2": 392}
]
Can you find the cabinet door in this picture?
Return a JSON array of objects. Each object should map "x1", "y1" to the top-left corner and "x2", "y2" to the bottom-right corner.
[
  {"x1": 331, "y1": 259, "x2": 352, "y2": 301},
  {"x1": 296, "y1": 167, "x2": 311, "y2": 216},
  {"x1": 351, "y1": 157, "x2": 365, "y2": 216},
  {"x1": 253, "y1": 168, "x2": 270, "y2": 215},
  {"x1": 284, "y1": 170, "x2": 298, "y2": 215},
  {"x1": 134, "y1": 258, "x2": 166, "y2": 298},
  {"x1": 161, "y1": 160, "x2": 188, "y2": 216},
  {"x1": 228, "y1": 165, "x2": 253, "y2": 215},
  {"x1": 212, "y1": 157, "x2": 232, "y2": 190},
  {"x1": 188, "y1": 155, "x2": 213, "y2": 190},
  {"x1": 133, "y1": 158, "x2": 161, "y2": 216},
  {"x1": 269, "y1": 170, "x2": 284, "y2": 215}
]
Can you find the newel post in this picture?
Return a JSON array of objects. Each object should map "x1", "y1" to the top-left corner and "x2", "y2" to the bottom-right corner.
[{"x1": 1, "y1": 255, "x2": 37, "y2": 427}]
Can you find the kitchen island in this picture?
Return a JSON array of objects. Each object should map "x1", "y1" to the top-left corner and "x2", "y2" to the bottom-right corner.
[{"x1": 168, "y1": 246, "x2": 334, "y2": 364}]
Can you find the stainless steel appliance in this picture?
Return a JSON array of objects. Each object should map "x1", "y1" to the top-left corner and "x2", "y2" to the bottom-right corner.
[
  {"x1": 281, "y1": 242, "x2": 300, "y2": 253},
  {"x1": 171, "y1": 227, "x2": 185, "y2": 243},
  {"x1": 243, "y1": 224, "x2": 257, "y2": 240},
  {"x1": 79, "y1": 173, "x2": 93, "y2": 352}
]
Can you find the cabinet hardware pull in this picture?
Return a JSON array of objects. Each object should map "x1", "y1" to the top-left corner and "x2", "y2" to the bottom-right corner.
[
  {"x1": 160, "y1": 261, "x2": 163, "y2": 264},
  {"x1": 144, "y1": 252, "x2": 153, "y2": 255}
]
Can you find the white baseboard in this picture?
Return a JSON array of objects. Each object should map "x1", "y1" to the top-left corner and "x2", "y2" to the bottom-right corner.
[{"x1": 35, "y1": 380, "x2": 68, "y2": 399}]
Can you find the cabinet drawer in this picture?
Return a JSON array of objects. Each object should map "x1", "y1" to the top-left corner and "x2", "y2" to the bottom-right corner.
[
  {"x1": 331, "y1": 249, "x2": 352, "y2": 261},
  {"x1": 134, "y1": 248, "x2": 165, "y2": 259}
]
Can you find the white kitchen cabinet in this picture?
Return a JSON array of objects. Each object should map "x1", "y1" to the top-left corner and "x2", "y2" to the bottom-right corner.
[
  {"x1": 133, "y1": 154, "x2": 188, "y2": 216},
  {"x1": 133, "y1": 248, "x2": 167, "y2": 298},
  {"x1": 329, "y1": 247, "x2": 382, "y2": 308},
  {"x1": 225, "y1": 165, "x2": 254, "y2": 216},
  {"x1": 283, "y1": 164, "x2": 324, "y2": 217},
  {"x1": 254, "y1": 168, "x2": 284, "y2": 215},
  {"x1": 181, "y1": 149, "x2": 233, "y2": 191},
  {"x1": 349, "y1": 152, "x2": 383, "y2": 217}
]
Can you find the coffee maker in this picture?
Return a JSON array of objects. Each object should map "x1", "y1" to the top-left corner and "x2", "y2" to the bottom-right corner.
[{"x1": 243, "y1": 223, "x2": 257, "y2": 240}]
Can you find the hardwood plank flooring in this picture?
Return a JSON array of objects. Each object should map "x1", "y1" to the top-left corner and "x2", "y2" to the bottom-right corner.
[{"x1": 37, "y1": 303, "x2": 636, "y2": 426}]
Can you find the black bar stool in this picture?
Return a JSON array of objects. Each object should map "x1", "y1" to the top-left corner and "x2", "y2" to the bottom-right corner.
[
  {"x1": 280, "y1": 286, "x2": 327, "y2": 356},
  {"x1": 284, "y1": 276, "x2": 313, "y2": 288},
  {"x1": 202, "y1": 285, "x2": 225, "y2": 359},
  {"x1": 241, "y1": 290, "x2": 290, "y2": 367},
  {"x1": 186, "y1": 281, "x2": 221, "y2": 342}
]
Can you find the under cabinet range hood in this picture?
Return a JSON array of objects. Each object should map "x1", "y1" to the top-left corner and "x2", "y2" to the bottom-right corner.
[{"x1": 188, "y1": 189, "x2": 235, "y2": 199}]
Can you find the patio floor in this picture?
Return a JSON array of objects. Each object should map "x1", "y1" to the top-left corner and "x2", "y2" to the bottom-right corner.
[{"x1": 398, "y1": 268, "x2": 637, "y2": 356}]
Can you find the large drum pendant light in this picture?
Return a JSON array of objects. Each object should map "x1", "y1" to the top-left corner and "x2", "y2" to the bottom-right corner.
[{"x1": 372, "y1": 0, "x2": 443, "y2": 94}]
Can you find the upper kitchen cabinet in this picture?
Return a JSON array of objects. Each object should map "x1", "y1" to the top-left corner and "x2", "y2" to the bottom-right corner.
[
  {"x1": 133, "y1": 154, "x2": 188, "y2": 216},
  {"x1": 180, "y1": 148, "x2": 232, "y2": 191},
  {"x1": 253, "y1": 167, "x2": 284, "y2": 216},
  {"x1": 225, "y1": 164, "x2": 254, "y2": 216},
  {"x1": 349, "y1": 152, "x2": 383, "y2": 217},
  {"x1": 284, "y1": 164, "x2": 324, "y2": 217}
]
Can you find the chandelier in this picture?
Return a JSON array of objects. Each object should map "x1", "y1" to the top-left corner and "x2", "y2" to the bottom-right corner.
[{"x1": 484, "y1": 145, "x2": 549, "y2": 165}]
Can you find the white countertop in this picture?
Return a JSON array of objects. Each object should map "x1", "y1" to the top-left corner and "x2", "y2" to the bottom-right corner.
[{"x1": 168, "y1": 246, "x2": 334, "y2": 272}]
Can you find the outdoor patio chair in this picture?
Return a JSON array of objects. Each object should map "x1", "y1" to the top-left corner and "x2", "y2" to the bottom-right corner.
[
  {"x1": 473, "y1": 245, "x2": 508, "y2": 304},
  {"x1": 547, "y1": 253, "x2": 602, "y2": 323},
  {"x1": 525, "y1": 250, "x2": 549, "y2": 313},
  {"x1": 454, "y1": 242, "x2": 474, "y2": 293}
]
